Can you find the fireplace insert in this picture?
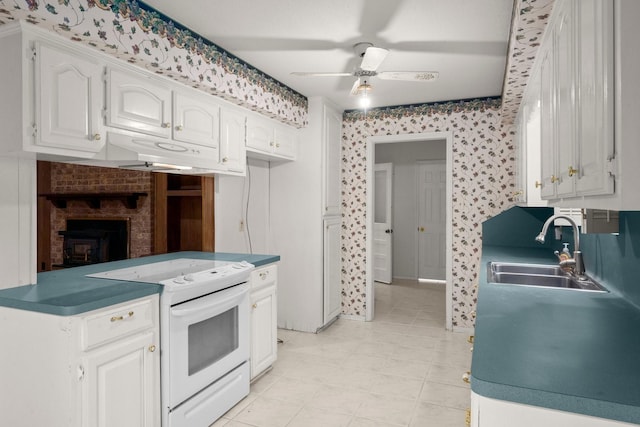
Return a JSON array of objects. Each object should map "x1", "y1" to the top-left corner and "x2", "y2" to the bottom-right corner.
[{"x1": 58, "y1": 219, "x2": 130, "y2": 267}]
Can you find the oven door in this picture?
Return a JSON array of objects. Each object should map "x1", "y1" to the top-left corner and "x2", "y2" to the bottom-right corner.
[{"x1": 167, "y1": 282, "x2": 249, "y2": 408}]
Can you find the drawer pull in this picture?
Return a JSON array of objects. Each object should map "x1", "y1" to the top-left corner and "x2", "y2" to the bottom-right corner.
[
  {"x1": 462, "y1": 371, "x2": 471, "y2": 384},
  {"x1": 149, "y1": 345, "x2": 156, "y2": 353},
  {"x1": 110, "y1": 311, "x2": 134, "y2": 322},
  {"x1": 259, "y1": 271, "x2": 269, "y2": 280},
  {"x1": 252, "y1": 303, "x2": 258, "y2": 309}
]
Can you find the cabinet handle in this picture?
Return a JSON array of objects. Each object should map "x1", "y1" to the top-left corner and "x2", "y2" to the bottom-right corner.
[
  {"x1": 176, "y1": 125, "x2": 184, "y2": 131},
  {"x1": 276, "y1": 143, "x2": 280, "y2": 148},
  {"x1": 110, "y1": 311, "x2": 134, "y2": 322},
  {"x1": 462, "y1": 371, "x2": 471, "y2": 384},
  {"x1": 259, "y1": 271, "x2": 269, "y2": 280},
  {"x1": 467, "y1": 335, "x2": 475, "y2": 344},
  {"x1": 418, "y1": 227, "x2": 425, "y2": 232},
  {"x1": 161, "y1": 122, "x2": 171, "y2": 128},
  {"x1": 465, "y1": 408, "x2": 471, "y2": 427},
  {"x1": 149, "y1": 345, "x2": 156, "y2": 353},
  {"x1": 269, "y1": 141, "x2": 275, "y2": 147},
  {"x1": 77, "y1": 365, "x2": 85, "y2": 381},
  {"x1": 550, "y1": 175, "x2": 559, "y2": 183},
  {"x1": 252, "y1": 303, "x2": 258, "y2": 309},
  {"x1": 92, "y1": 133, "x2": 101, "y2": 141},
  {"x1": 222, "y1": 157, "x2": 229, "y2": 163},
  {"x1": 568, "y1": 166, "x2": 578, "y2": 177},
  {"x1": 535, "y1": 180, "x2": 542, "y2": 188}
]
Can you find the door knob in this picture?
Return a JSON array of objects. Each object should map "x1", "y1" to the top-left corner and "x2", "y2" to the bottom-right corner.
[{"x1": 385, "y1": 229, "x2": 393, "y2": 234}]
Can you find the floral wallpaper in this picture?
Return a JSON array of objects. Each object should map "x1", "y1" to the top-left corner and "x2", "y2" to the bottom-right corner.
[
  {"x1": 0, "y1": 0, "x2": 308, "y2": 127},
  {"x1": 339, "y1": 0, "x2": 556, "y2": 328},
  {"x1": 500, "y1": 0, "x2": 555, "y2": 124},
  {"x1": 342, "y1": 99, "x2": 516, "y2": 328}
]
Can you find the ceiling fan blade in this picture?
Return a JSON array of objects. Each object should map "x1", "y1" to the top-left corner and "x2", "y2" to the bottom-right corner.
[
  {"x1": 349, "y1": 78, "x2": 362, "y2": 96},
  {"x1": 377, "y1": 71, "x2": 439, "y2": 81},
  {"x1": 360, "y1": 47, "x2": 389, "y2": 71},
  {"x1": 291, "y1": 71, "x2": 353, "y2": 77}
]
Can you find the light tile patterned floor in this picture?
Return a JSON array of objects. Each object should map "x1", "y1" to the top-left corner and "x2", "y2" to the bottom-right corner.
[{"x1": 212, "y1": 279, "x2": 472, "y2": 427}]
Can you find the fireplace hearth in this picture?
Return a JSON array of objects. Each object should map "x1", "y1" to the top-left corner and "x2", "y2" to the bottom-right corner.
[{"x1": 57, "y1": 218, "x2": 130, "y2": 267}]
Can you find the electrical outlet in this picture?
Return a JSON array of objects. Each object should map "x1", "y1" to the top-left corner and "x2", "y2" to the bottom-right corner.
[{"x1": 239, "y1": 220, "x2": 244, "y2": 232}]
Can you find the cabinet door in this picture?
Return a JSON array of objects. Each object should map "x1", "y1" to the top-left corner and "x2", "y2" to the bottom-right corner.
[
  {"x1": 246, "y1": 116, "x2": 274, "y2": 153},
  {"x1": 539, "y1": 44, "x2": 556, "y2": 199},
  {"x1": 323, "y1": 217, "x2": 342, "y2": 323},
  {"x1": 82, "y1": 331, "x2": 159, "y2": 427},
  {"x1": 323, "y1": 105, "x2": 342, "y2": 216},
  {"x1": 274, "y1": 124, "x2": 297, "y2": 159},
  {"x1": 172, "y1": 91, "x2": 220, "y2": 149},
  {"x1": 36, "y1": 43, "x2": 105, "y2": 154},
  {"x1": 107, "y1": 68, "x2": 172, "y2": 138},
  {"x1": 220, "y1": 108, "x2": 246, "y2": 173},
  {"x1": 574, "y1": 0, "x2": 614, "y2": 196},
  {"x1": 472, "y1": 391, "x2": 636, "y2": 427},
  {"x1": 553, "y1": 0, "x2": 576, "y2": 198},
  {"x1": 250, "y1": 283, "x2": 277, "y2": 379}
]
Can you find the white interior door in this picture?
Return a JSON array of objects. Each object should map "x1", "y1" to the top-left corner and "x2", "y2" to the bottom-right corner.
[
  {"x1": 374, "y1": 163, "x2": 393, "y2": 283},
  {"x1": 417, "y1": 161, "x2": 446, "y2": 280}
]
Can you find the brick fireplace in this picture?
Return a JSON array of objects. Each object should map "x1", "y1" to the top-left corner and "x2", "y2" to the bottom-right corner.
[{"x1": 45, "y1": 162, "x2": 155, "y2": 267}]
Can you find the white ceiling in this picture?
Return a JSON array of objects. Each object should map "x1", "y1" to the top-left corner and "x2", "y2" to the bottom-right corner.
[{"x1": 141, "y1": 0, "x2": 514, "y2": 111}]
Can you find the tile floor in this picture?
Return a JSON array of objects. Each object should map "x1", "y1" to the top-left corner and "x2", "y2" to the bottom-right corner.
[{"x1": 213, "y1": 279, "x2": 472, "y2": 427}]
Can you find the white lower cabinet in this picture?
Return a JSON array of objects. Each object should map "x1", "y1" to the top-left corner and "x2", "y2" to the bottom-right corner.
[
  {"x1": 471, "y1": 391, "x2": 636, "y2": 427},
  {"x1": 249, "y1": 264, "x2": 278, "y2": 380},
  {"x1": 323, "y1": 217, "x2": 342, "y2": 323},
  {"x1": 83, "y1": 331, "x2": 157, "y2": 427},
  {"x1": 0, "y1": 295, "x2": 160, "y2": 427}
]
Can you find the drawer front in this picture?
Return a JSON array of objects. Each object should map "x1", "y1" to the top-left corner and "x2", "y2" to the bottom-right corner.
[
  {"x1": 250, "y1": 265, "x2": 277, "y2": 291},
  {"x1": 82, "y1": 297, "x2": 156, "y2": 351}
]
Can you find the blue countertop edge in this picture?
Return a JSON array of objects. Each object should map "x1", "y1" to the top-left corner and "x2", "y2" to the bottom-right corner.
[
  {"x1": 471, "y1": 245, "x2": 640, "y2": 425},
  {"x1": 0, "y1": 252, "x2": 280, "y2": 316}
]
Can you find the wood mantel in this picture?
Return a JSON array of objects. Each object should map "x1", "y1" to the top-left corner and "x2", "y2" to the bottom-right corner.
[{"x1": 40, "y1": 192, "x2": 148, "y2": 209}]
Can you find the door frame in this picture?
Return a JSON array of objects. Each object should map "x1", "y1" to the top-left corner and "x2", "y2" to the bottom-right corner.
[
  {"x1": 373, "y1": 162, "x2": 393, "y2": 284},
  {"x1": 365, "y1": 131, "x2": 453, "y2": 330}
]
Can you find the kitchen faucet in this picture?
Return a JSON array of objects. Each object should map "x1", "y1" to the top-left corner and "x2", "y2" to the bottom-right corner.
[{"x1": 535, "y1": 214, "x2": 586, "y2": 279}]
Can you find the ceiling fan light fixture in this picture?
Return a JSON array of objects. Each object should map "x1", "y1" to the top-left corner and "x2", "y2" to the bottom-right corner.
[{"x1": 358, "y1": 80, "x2": 372, "y2": 109}]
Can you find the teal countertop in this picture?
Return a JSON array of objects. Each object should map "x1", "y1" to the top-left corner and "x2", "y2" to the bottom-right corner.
[
  {"x1": 471, "y1": 245, "x2": 640, "y2": 424},
  {"x1": 0, "y1": 252, "x2": 280, "y2": 316}
]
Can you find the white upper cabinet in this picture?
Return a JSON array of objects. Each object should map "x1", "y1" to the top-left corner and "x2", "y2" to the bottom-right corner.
[
  {"x1": 220, "y1": 107, "x2": 246, "y2": 174},
  {"x1": 246, "y1": 115, "x2": 297, "y2": 160},
  {"x1": 574, "y1": 0, "x2": 614, "y2": 197},
  {"x1": 530, "y1": 0, "x2": 633, "y2": 209},
  {"x1": 322, "y1": 104, "x2": 342, "y2": 216},
  {"x1": 106, "y1": 67, "x2": 172, "y2": 138},
  {"x1": 35, "y1": 42, "x2": 105, "y2": 155},
  {"x1": 172, "y1": 91, "x2": 220, "y2": 149}
]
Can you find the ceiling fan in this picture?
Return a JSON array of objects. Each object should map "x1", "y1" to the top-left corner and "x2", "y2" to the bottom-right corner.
[{"x1": 291, "y1": 42, "x2": 439, "y2": 100}]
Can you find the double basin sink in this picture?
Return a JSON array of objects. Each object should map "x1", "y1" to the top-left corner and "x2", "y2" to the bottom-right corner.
[{"x1": 487, "y1": 262, "x2": 608, "y2": 293}]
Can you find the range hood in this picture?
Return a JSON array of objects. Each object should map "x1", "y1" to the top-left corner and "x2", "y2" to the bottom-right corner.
[{"x1": 103, "y1": 131, "x2": 220, "y2": 173}]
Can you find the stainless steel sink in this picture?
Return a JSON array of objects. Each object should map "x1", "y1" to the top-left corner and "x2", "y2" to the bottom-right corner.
[
  {"x1": 489, "y1": 262, "x2": 565, "y2": 276},
  {"x1": 487, "y1": 262, "x2": 608, "y2": 292}
]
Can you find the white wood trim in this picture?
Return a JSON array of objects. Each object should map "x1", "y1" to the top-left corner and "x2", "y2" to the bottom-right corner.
[{"x1": 366, "y1": 131, "x2": 454, "y2": 329}]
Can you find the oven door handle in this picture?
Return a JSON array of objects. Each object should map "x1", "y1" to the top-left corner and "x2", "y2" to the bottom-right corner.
[{"x1": 170, "y1": 284, "x2": 247, "y2": 318}]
